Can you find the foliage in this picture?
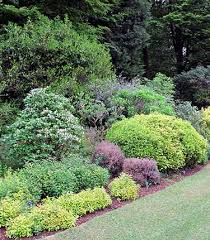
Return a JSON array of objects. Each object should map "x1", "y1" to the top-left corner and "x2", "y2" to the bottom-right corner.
[
  {"x1": 0, "y1": 0, "x2": 121, "y2": 24},
  {"x1": 0, "y1": 156, "x2": 109, "y2": 202},
  {"x1": 106, "y1": 113, "x2": 208, "y2": 171},
  {"x1": 203, "y1": 107, "x2": 210, "y2": 140},
  {"x1": 47, "y1": 187, "x2": 112, "y2": 217},
  {"x1": 146, "y1": 73, "x2": 175, "y2": 98},
  {"x1": 123, "y1": 158, "x2": 160, "y2": 186},
  {"x1": 110, "y1": 85, "x2": 175, "y2": 118},
  {"x1": 93, "y1": 141, "x2": 125, "y2": 176},
  {"x1": 150, "y1": 0, "x2": 210, "y2": 74},
  {"x1": 71, "y1": 93, "x2": 109, "y2": 128},
  {"x1": 175, "y1": 66, "x2": 210, "y2": 108},
  {"x1": 18, "y1": 162, "x2": 78, "y2": 199},
  {"x1": 0, "y1": 191, "x2": 33, "y2": 227},
  {"x1": 72, "y1": 164, "x2": 110, "y2": 192},
  {"x1": 175, "y1": 101, "x2": 208, "y2": 139},
  {"x1": 0, "y1": 14, "x2": 115, "y2": 100},
  {"x1": 105, "y1": 0, "x2": 151, "y2": 78},
  {"x1": 6, "y1": 187, "x2": 111, "y2": 238},
  {"x1": 0, "y1": 171, "x2": 29, "y2": 200},
  {"x1": 1, "y1": 88, "x2": 84, "y2": 168},
  {"x1": 0, "y1": 101, "x2": 19, "y2": 136},
  {"x1": 108, "y1": 173, "x2": 139, "y2": 200},
  {"x1": 6, "y1": 204, "x2": 76, "y2": 238}
]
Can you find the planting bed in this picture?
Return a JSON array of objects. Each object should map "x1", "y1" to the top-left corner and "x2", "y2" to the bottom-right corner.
[{"x1": 0, "y1": 162, "x2": 208, "y2": 240}]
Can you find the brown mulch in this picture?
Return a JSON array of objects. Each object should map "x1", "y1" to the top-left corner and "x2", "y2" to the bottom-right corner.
[{"x1": 0, "y1": 162, "x2": 209, "y2": 240}]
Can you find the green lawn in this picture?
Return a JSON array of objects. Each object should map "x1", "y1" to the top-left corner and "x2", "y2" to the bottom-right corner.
[{"x1": 44, "y1": 164, "x2": 210, "y2": 240}]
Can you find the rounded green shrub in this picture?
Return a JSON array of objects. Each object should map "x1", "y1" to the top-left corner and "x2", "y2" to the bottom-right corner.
[
  {"x1": 106, "y1": 113, "x2": 208, "y2": 171},
  {"x1": 108, "y1": 173, "x2": 139, "y2": 201},
  {"x1": 18, "y1": 161, "x2": 78, "y2": 199},
  {"x1": 72, "y1": 164, "x2": 110, "y2": 191}
]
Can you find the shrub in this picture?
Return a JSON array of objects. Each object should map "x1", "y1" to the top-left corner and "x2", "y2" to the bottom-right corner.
[
  {"x1": 1, "y1": 88, "x2": 84, "y2": 168},
  {"x1": 0, "y1": 191, "x2": 33, "y2": 227},
  {"x1": 18, "y1": 161, "x2": 78, "y2": 199},
  {"x1": 0, "y1": 101, "x2": 19, "y2": 136},
  {"x1": 107, "y1": 113, "x2": 208, "y2": 171},
  {"x1": 175, "y1": 66, "x2": 210, "y2": 108},
  {"x1": 146, "y1": 73, "x2": 175, "y2": 97},
  {"x1": 175, "y1": 101, "x2": 208, "y2": 139},
  {"x1": 203, "y1": 106, "x2": 210, "y2": 140},
  {"x1": 92, "y1": 141, "x2": 125, "y2": 176},
  {"x1": 71, "y1": 93, "x2": 109, "y2": 129},
  {"x1": 49, "y1": 187, "x2": 112, "y2": 217},
  {"x1": 108, "y1": 173, "x2": 139, "y2": 201},
  {"x1": 0, "y1": 15, "x2": 115, "y2": 100},
  {"x1": 110, "y1": 86, "x2": 175, "y2": 118},
  {"x1": 72, "y1": 164, "x2": 110, "y2": 191},
  {"x1": 6, "y1": 204, "x2": 76, "y2": 238},
  {"x1": 123, "y1": 158, "x2": 160, "y2": 186},
  {"x1": 6, "y1": 214, "x2": 38, "y2": 238},
  {"x1": 0, "y1": 172, "x2": 28, "y2": 200}
]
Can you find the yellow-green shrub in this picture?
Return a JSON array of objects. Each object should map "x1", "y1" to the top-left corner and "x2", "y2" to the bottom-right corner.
[
  {"x1": 106, "y1": 113, "x2": 208, "y2": 171},
  {"x1": 0, "y1": 191, "x2": 33, "y2": 227},
  {"x1": 6, "y1": 214, "x2": 37, "y2": 238},
  {"x1": 6, "y1": 204, "x2": 76, "y2": 238},
  {"x1": 108, "y1": 173, "x2": 139, "y2": 200},
  {"x1": 46, "y1": 187, "x2": 112, "y2": 217},
  {"x1": 5, "y1": 187, "x2": 111, "y2": 238},
  {"x1": 203, "y1": 107, "x2": 210, "y2": 138}
]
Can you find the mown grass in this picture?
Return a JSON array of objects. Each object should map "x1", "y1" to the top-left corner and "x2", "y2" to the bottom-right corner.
[{"x1": 45, "y1": 164, "x2": 210, "y2": 240}]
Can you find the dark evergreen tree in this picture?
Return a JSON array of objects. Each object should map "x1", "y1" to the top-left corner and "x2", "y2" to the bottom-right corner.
[
  {"x1": 149, "y1": 0, "x2": 210, "y2": 74},
  {"x1": 105, "y1": 0, "x2": 151, "y2": 79}
]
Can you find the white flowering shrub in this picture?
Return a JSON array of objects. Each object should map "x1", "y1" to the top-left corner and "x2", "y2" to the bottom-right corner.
[{"x1": 1, "y1": 88, "x2": 84, "y2": 168}]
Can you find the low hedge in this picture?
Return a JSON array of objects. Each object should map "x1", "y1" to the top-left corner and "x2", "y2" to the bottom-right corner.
[
  {"x1": 0, "y1": 160, "x2": 110, "y2": 202},
  {"x1": 6, "y1": 204, "x2": 76, "y2": 238},
  {"x1": 0, "y1": 191, "x2": 34, "y2": 228},
  {"x1": 106, "y1": 113, "x2": 208, "y2": 171},
  {"x1": 5, "y1": 187, "x2": 111, "y2": 238},
  {"x1": 48, "y1": 187, "x2": 112, "y2": 217}
]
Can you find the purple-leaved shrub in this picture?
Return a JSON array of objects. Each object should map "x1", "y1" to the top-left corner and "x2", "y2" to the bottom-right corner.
[
  {"x1": 92, "y1": 141, "x2": 125, "y2": 177},
  {"x1": 123, "y1": 158, "x2": 160, "y2": 186}
]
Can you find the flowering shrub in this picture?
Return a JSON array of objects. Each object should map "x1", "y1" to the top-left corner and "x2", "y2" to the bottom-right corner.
[
  {"x1": 108, "y1": 173, "x2": 139, "y2": 201},
  {"x1": 107, "y1": 113, "x2": 208, "y2": 171},
  {"x1": 123, "y1": 158, "x2": 160, "y2": 186},
  {"x1": 92, "y1": 141, "x2": 125, "y2": 176},
  {"x1": 1, "y1": 88, "x2": 84, "y2": 168}
]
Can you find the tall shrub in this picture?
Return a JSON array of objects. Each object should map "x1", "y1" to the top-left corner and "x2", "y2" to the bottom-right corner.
[
  {"x1": 0, "y1": 14, "x2": 115, "y2": 100},
  {"x1": 1, "y1": 88, "x2": 84, "y2": 168}
]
